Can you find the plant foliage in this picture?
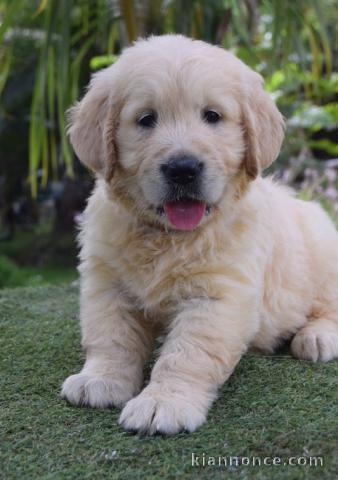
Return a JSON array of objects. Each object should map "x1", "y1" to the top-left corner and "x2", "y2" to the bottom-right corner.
[{"x1": 0, "y1": 0, "x2": 337, "y2": 195}]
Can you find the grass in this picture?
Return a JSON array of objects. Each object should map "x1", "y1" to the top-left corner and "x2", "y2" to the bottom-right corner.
[
  {"x1": 18, "y1": 264, "x2": 78, "y2": 287},
  {"x1": 1, "y1": 285, "x2": 337, "y2": 480},
  {"x1": 0, "y1": 254, "x2": 78, "y2": 288}
]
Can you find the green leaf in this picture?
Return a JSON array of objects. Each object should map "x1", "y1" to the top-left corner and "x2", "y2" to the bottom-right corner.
[
  {"x1": 309, "y1": 139, "x2": 338, "y2": 156},
  {"x1": 90, "y1": 54, "x2": 118, "y2": 70}
]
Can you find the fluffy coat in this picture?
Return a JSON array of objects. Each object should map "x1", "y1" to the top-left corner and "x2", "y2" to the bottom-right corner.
[{"x1": 61, "y1": 35, "x2": 338, "y2": 435}]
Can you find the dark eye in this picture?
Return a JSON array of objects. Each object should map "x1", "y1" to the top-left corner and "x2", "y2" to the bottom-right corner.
[
  {"x1": 138, "y1": 111, "x2": 157, "y2": 128},
  {"x1": 203, "y1": 109, "x2": 221, "y2": 124}
]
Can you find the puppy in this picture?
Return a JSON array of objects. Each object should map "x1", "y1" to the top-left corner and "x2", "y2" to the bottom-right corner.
[{"x1": 61, "y1": 35, "x2": 338, "y2": 435}]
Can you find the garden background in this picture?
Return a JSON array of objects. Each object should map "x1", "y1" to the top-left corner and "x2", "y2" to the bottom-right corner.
[{"x1": 0, "y1": 0, "x2": 337, "y2": 286}]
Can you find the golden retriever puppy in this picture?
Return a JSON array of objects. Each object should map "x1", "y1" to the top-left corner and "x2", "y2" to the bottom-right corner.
[{"x1": 61, "y1": 35, "x2": 338, "y2": 435}]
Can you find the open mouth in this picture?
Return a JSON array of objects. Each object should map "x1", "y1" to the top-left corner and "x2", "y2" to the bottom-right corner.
[{"x1": 157, "y1": 198, "x2": 210, "y2": 231}]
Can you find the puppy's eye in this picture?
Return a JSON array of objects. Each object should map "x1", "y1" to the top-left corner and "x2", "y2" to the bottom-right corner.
[
  {"x1": 202, "y1": 109, "x2": 221, "y2": 124},
  {"x1": 137, "y1": 111, "x2": 157, "y2": 128}
]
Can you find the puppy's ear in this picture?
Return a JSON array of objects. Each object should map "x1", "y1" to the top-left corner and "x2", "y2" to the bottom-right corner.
[
  {"x1": 67, "y1": 68, "x2": 118, "y2": 180},
  {"x1": 241, "y1": 73, "x2": 285, "y2": 179}
]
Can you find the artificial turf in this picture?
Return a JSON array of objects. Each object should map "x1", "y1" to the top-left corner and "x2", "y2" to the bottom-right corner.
[{"x1": 1, "y1": 285, "x2": 337, "y2": 479}]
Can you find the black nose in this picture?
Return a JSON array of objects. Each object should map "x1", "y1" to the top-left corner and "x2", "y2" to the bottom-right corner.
[{"x1": 161, "y1": 155, "x2": 204, "y2": 185}]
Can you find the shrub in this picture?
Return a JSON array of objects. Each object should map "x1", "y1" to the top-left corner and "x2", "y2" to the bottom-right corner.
[{"x1": 0, "y1": 255, "x2": 26, "y2": 288}]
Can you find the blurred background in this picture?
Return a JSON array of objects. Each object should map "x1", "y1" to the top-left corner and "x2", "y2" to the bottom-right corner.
[{"x1": 0, "y1": 0, "x2": 337, "y2": 289}]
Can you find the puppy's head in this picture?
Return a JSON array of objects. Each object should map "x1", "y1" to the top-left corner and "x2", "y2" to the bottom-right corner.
[{"x1": 68, "y1": 35, "x2": 284, "y2": 231}]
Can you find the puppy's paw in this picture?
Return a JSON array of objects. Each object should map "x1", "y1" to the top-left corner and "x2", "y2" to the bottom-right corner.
[
  {"x1": 118, "y1": 386, "x2": 207, "y2": 435},
  {"x1": 291, "y1": 328, "x2": 338, "y2": 362},
  {"x1": 61, "y1": 373, "x2": 135, "y2": 408}
]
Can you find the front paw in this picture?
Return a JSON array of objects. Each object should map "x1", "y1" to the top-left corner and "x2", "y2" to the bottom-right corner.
[
  {"x1": 291, "y1": 328, "x2": 338, "y2": 362},
  {"x1": 118, "y1": 385, "x2": 207, "y2": 435},
  {"x1": 61, "y1": 373, "x2": 136, "y2": 408}
]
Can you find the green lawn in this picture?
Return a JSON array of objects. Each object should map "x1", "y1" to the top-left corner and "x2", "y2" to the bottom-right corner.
[{"x1": 1, "y1": 285, "x2": 337, "y2": 479}]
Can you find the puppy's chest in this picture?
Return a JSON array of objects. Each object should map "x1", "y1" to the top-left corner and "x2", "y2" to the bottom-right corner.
[{"x1": 109, "y1": 235, "x2": 222, "y2": 311}]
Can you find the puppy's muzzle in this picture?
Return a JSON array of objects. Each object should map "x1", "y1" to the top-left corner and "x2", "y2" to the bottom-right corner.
[{"x1": 161, "y1": 155, "x2": 204, "y2": 185}]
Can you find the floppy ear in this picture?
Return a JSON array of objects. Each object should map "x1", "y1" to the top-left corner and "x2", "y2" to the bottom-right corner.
[
  {"x1": 67, "y1": 68, "x2": 118, "y2": 181},
  {"x1": 241, "y1": 73, "x2": 285, "y2": 179}
]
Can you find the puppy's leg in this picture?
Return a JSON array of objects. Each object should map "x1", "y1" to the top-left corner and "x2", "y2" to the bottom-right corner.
[
  {"x1": 62, "y1": 271, "x2": 154, "y2": 408},
  {"x1": 291, "y1": 316, "x2": 338, "y2": 362},
  {"x1": 119, "y1": 298, "x2": 257, "y2": 435}
]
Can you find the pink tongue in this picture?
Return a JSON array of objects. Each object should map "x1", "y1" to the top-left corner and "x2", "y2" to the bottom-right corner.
[{"x1": 164, "y1": 200, "x2": 206, "y2": 231}]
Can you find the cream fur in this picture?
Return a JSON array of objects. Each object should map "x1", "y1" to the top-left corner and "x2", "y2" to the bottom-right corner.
[{"x1": 61, "y1": 35, "x2": 338, "y2": 435}]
